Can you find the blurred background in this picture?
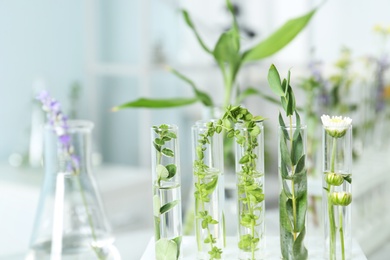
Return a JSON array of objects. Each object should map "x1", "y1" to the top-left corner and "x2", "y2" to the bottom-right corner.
[{"x1": 1, "y1": 0, "x2": 390, "y2": 259}]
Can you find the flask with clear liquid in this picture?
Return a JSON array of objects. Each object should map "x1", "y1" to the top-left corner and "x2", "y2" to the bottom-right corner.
[{"x1": 26, "y1": 120, "x2": 120, "y2": 260}]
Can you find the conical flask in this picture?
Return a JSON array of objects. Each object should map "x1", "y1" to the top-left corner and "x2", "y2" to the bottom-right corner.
[{"x1": 26, "y1": 120, "x2": 120, "y2": 260}]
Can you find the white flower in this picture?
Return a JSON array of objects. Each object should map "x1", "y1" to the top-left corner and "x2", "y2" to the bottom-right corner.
[{"x1": 321, "y1": 115, "x2": 352, "y2": 138}]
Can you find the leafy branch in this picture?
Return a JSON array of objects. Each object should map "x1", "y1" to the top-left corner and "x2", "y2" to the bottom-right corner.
[
  {"x1": 267, "y1": 65, "x2": 308, "y2": 259},
  {"x1": 152, "y1": 124, "x2": 182, "y2": 260},
  {"x1": 113, "y1": 1, "x2": 319, "y2": 111}
]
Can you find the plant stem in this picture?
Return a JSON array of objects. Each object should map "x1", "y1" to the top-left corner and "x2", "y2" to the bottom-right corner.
[
  {"x1": 339, "y1": 207, "x2": 346, "y2": 260},
  {"x1": 76, "y1": 176, "x2": 104, "y2": 260},
  {"x1": 328, "y1": 137, "x2": 337, "y2": 260},
  {"x1": 288, "y1": 116, "x2": 298, "y2": 240}
]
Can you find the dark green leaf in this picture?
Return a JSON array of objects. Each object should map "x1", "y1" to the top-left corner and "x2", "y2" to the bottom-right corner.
[
  {"x1": 160, "y1": 200, "x2": 180, "y2": 215},
  {"x1": 182, "y1": 10, "x2": 211, "y2": 54},
  {"x1": 242, "y1": 8, "x2": 317, "y2": 62},
  {"x1": 282, "y1": 180, "x2": 293, "y2": 199},
  {"x1": 166, "y1": 164, "x2": 177, "y2": 178},
  {"x1": 280, "y1": 161, "x2": 290, "y2": 180},
  {"x1": 286, "y1": 87, "x2": 295, "y2": 116},
  {"x1": 295, "y1": 155, "x2": 305, "y2": 174},
  {"x1": 162, "y1": 148, "x2": 174, "y2": 157},
  {"x1": 267, "y1": 64, "x2": 284, "y2": 96},
  {"x1": 291, "y1": 134, "x2": 303, "y2": 165},
  {"x1": 293, "y1": 226, "x2": 308, "y2": 259},
  {"x1": 280, "y1": 224, "x2": 294, "y2": 259},
  {"x1": 280, "y1": 137, "x2": 292, "y2": 166},
  {"x1": 293, "y1": 170, "x2": 307, "y2": 200},
  {"x1": 286, "y1": 199, "x2": 295, "y2": 231},
  {"x1": 279, "y1": 113, "x2": 290, "y2": 141},
  {"x1": 112, "y1": 97, "x2": 198, "y2": 110},
  {"x1": 343, "y1": 174, "x2": 352, "y2": 184},
  {"x1": 279, "y1": 191, "x2": 293, "y2": 233},
  {"x1": 295, "y1": 192, "x2": 307, "y2": 232}
]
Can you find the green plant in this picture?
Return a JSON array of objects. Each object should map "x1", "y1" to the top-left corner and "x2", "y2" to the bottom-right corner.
[
  {"x1": 113, "y1": 1, "x2": 318, "y2": 111},
  {"x1": 152, "y1": 124, "x2": 182, "y2": 260},
  {"x1": 267, "y1": 65, "x2": 308, "y2": 259},
  {"x1": 193, "y1": 106, "x2": 265, "y2": 259}
]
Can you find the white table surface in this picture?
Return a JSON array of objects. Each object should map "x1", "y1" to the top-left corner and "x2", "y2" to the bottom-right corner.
[{"x1": 141, "y1": 236, "x2": 367, "y2": 260}]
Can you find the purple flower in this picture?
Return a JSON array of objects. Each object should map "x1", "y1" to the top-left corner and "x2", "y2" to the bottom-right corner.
[{"x1": 36, "y1": 90, "x2": 80, "y2": 175}]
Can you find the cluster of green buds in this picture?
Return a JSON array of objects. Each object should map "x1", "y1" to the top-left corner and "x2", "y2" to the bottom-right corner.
[{"x1": 330, "y1": 192, "x2": 352, "y2": 206}]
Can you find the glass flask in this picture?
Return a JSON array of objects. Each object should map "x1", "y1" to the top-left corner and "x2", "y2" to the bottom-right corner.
[{"x1": 26, "y1": 120, "x2": 120, "y2": 260}]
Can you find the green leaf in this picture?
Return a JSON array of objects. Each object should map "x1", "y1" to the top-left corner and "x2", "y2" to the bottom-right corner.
[
  {"x1": 213, "y1": 29, "x2": 240, "y2": 65},
  {"x1": 286, "y1": 87, "x2": 296, "y2": 116},
  {"x1": 282, "y1": 180, "x2": 293, "y2": 199},
  {"x1": 205, "y1": 176, "x2": 218, "y2": 194},
  {"x1": 293, "y1": 112, "x2": 301, "y2": 140},
  {"x1": 156, "y1": 164, "x2": 169, "y2": 180},
  {"x1": 293, "y1": 170, "x2": 307, "y2": 200},
  {"x1": 295, "y1": 192, "x2": 307, "y2": 232},
  {"x1": 279, "y1": 113, "x2": 290, "y2": 141},
  {"x1": 239, "y1": 154, "x2": 250, "y2": 164},
  {"x1": 162, "y1": 148, "x2": 174, "y2": 157},
  {"x1": 172, "y1": 236, "x2": 182, "y2": 258},
  {"x1": 291, "y1": 134, "x2": 303, "y2": 165},
  {"x1": 160, "y1": 200, "x2": 180, "y2": 215},
  {"x1": 280, "y1": 224, "x2": 294, "y2": 259},
  {"x1": 155, "y1": 238, "x2": 178, "y2": 260},
  {"x1": 267, "y1": 64, "x2": 284, "y2": 96},
  {"x1": 236, "y1": 87, "x2": 280, "y2": 105},
  {"x1": 293, "y1": 226, "x2": 308, "y2": 259},
  {"x1": 112, "y1": 97, "x2": 198, "y2": 110},
  {"x1": 154, "y1": 216, "x2": 161, "y2": 240},
  {"x1": 280, "y1": 161, "x2": 290, "y2": 180},
  {"x1": 168, "y1": 67, "x2": 213, "y2": 107},
  {"x1": 279, "y1": 191, "x2": 293, "y2": 233},
  {"x1": 182, "y1": 10, "x2": 211, "y2": 54},
  {"x1": 166, "y1": 164, "x2": 177, "y2": 178},
  {"x1": 295, "y1": 155, "x2": 305, "y2": 174},
  {"x1": 343, "y1": 174, "x2": 352, "y2": 184},
  {"x1": 242, "y1": 8, "x2": 317, "y2": 62},
  {"x1": 280, "y1": 137, "x2": 292, "y2": 166}
]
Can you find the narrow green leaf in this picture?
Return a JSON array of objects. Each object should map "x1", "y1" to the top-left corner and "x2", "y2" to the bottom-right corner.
[
  {"x1": 295, "y1": 155, "x2": 306, "y2": 174},
  {"x1": 267, "y1": 64, "x2": 284, "y2": 96},
  {"x1": 155, "y1": 238, "x2": 178, "y2": 260},
  {"x1": 205, "y1": 176, "x2": 218, "y2": 194},
  {"x1": 343, "y1": 174, "x2": 352, "y2": 184},
  {"x1": 236, "y1": 87, "x2": 280, "y2": 106},
  {"x1": 112, "y1": 97, "x2": 198, "y2": 110},
  {"x1": 295, "y1": 192, "x2": 307, "y2": 232},
  {"x1": 167, "y1": 67, "x2": 213, "y2": 107},
  {"x1": 279, "y1": 191, "x2": 293, "y2": 233},
  {"x1": 242, "y1": 8, "x2": 317, "y2": 62},
  {"x1": 291, "y1": 134, "x2": 303, "y2": 165},
  {"x1": 279, "y1": 113, "x2": 290, "y2": 141},
  {"x1": 280, "y1": 161, "x2": 290, "y2": 180},
  {"x1": 294, "y1": 170, "x2": 307, "y2": 200},
  {"x1": 293, "y1": 112, "x2": 301, "y2": 140},
  {"x1": 182, "y1": 10, "x2": 211, "y2": 54},
  {"x1": 282, "y1": 180, "x2": 293, "y2": 199},
  {"x1": 160, "y1": 200, "x2": 180, "y2": 215},
  {"x1": 280, "y1": 224, "x2": 294, "y2": 259},
  {"x1": 154, "y1": 216, "x2": 161, "y2": 240},
  {"x1": 280, "y1": 137, "x2": 292, "y2": 166},
  {"x1": 286, "y1": 87, "x2": 295, "y2": 116}
]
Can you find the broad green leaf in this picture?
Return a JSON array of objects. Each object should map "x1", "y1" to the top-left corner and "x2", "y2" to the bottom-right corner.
[
  {"x1": 280, "y1": 161, "x2": 290, "y2": 180},
  {"x1": 162, "y1": 148, "x2": 174, "y2": 157},
  {"x1": 268, "y1": 64, "x2": 284, "y2": 96},
  {"x1": 166, "y1": 164, "x2": 177, "y2": 178},
  {"x1": 279, "y1": 191, "x2": 293, "y2": 232},
  {"x1": 155, "y1": 238, "x2": 178, "y2": 260},
  {"x1": 282, "y1": 180, "x2": 293, "y2": 199},
  {"x1": 182, "y1": 10, "x2": 211, "y2": 54},
  {"x1": 293, "y1": 226, "x2": 308, "y2": 259},
  {"x1": 168, "y1": 67, "x2": 213, "y2": 107},
  {"x1": 112, "y1": 97, "x2": 198, "y2": 110},
  {"x1": 213, "y1": 29, "x2": 240, "y2": 65},
  {"x1": 156, "y1": 164, "x2": 169, "y2": 180},
  {"x1": 160, "y1": 200, "x2": 180, "y2": 215},
  {"x1": 280, "y1": 224, "x2": 294, "y2": 259},
  {"x1": 242, "y1": 8, "x2": 317, "y2": 62}
]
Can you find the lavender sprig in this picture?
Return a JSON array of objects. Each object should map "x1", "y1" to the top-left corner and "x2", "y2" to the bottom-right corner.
[{"x1": 37, "y1": 90, "x2": 80, "y2": 175}]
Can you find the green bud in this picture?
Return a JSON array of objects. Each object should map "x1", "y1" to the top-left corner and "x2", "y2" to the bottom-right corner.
[
  {"x1": 325, "y1": 172, "x2": 344, "y2": 186},
  {"x1": 325, "y1": 128, "x2": 347, "y2": 138},
  {"x1": 331, "y1": 192, "x2": 352, "y2": 206}
]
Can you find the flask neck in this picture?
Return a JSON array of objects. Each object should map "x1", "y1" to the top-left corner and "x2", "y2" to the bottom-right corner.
[{"x1": 44, "y1": 120, "x2": 93, "y2": 176}]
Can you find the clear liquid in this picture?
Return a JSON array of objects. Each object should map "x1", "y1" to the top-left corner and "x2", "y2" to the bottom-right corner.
[
  {"x1": 26, "y1": 233, "x2": 120, "y2": 260},
  {"x1": 153, "y1": 183, "x2": 182, "y2": 258}
]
